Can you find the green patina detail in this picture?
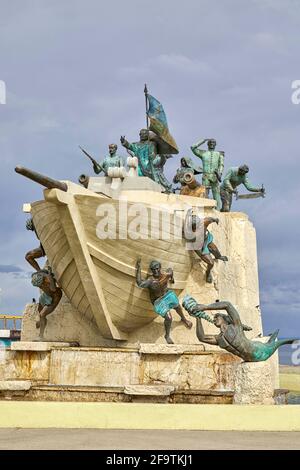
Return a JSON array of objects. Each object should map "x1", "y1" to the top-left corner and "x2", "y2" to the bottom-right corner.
[
  {"x1": 191, "y1": 140, "x2": 224, "y2": 210},
  {"x1": 94, "y1": 154, "x2": 124, "y2": 176}
]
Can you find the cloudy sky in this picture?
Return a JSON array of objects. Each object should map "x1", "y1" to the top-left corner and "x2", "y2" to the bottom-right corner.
[{"x1": 0, "y1": 0, "x2": 299, "y2": 338}]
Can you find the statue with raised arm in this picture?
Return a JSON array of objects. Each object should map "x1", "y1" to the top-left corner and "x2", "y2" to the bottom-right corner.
[
  {"x1": 25, "y1": 217, "x2": 45, "y2": 272},
  {"x1": 184, "y1": 209, "x2": 228, "y2": 283},
  {"x1": 120, "y1": 129, "x2": 157, "y2": 180},
  {"x1": 182, "y1": 296, "x2": 297, "y2": 362},
  {"x1": 136, "y1": 258, "x2": 192, "y2": 344},
  {"x1": 80, "y1": 143, "x2": 124, "y2": 176},
  {"x1": 31, "y1": 268, "x2": 62, "y2": 340},
  {"x1": 220, "y1": 164, "x2": 265, "y2": 212},
  {"x1": 190, "y1": 138, "x2": 224, "y2": 210},
  {"x1": 121, "y1": 130, "x2": 173, "y2": 192}
]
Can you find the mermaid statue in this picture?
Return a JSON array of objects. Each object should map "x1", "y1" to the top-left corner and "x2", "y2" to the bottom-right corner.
[{"x1": 182, "y1": 295, "x2": 297, "y2": 362}]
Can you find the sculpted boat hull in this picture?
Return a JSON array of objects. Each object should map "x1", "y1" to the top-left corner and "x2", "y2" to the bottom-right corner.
[{"x1": 30, "y1": 181, "x2": 213, "y2": 340}]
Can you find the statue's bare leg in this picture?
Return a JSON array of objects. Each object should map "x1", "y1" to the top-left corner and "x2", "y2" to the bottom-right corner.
[
  {"x1": 36, "y1": 305, "x2": 56, "y2": 340},
  {"x1": 174, "y1": 305, "x2": 192, "y2": 329},
  {"x1": 36, "y1": 291, "x2": 62, "y2": 340},
  {"x1": 200, "y1": 254, "x2": 214, "y2": 283},
  {"x1": 36, "y1": 304, "x2": 43, "y2": 330},
  {"x1": 208, "y1": 242, "x2": 228, "y2": 262},
  {"x1": 164, "y1": 312, "x2": 174, "y2": 344},
  {"x1": 25, "y1": 246, "x2": 44, "y2": 272},
  {"x1": 221, "y1": 190, "x2": 232, "y2": 212}
]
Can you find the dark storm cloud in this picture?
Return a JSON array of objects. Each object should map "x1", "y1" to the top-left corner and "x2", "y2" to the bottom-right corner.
[{"x1": 0, "y1": 0, "x2": 299, "y2": 337}]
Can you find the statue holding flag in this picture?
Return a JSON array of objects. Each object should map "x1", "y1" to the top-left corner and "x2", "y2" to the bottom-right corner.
[
  {"x1": 120, "y1": 128, "x2": 157, "y2": 180},
  {"x1": 120, "y1": 86, "x2": 178, "y2": 192}
]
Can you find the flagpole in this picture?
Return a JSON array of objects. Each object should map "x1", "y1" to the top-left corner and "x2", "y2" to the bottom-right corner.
[{"x1": 144, "y1": 83, "x2": 149, "y2": 130}]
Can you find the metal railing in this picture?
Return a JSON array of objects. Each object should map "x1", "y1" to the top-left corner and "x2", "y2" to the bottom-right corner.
[{"x1": 0, "y1": 315, "x2": 22, "y2": 330}]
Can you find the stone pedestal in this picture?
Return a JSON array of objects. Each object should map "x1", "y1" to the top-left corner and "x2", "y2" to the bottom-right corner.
[
  {"x1": 0, "y1": 341, "x2": 280, "y2": 404},
  {"x1": 233, "y1": 361, "x2": 275, "y2": 405}
]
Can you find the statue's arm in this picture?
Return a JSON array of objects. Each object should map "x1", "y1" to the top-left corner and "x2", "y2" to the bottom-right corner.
[
  {"x1": 135, "y1": 259, "x2": 151, "y2": 288},
  {"x1": 196, "y1": 318, "x2": 218, "y2": 345},
  {"x1": 203, "y1": 301, "x2": 242, "y2": 327},
  {"x1": 190, "y1": 139, "x2": 206, "y2": 158},
  {"x1": 47, "y1": 273, "x2": 57, "y2": 293},
  {"x1": 218, "y1": 152, "x2": 224, "y2": 176},
  {"x1": 243, "y1": 175, "x2": 261, "y2": 192},
  {"x1": 166, "y1": 268, "x2": 174, "y2": 284},
  {"x1": 120, "y1": 136, "x2": 134, "y2": 152},
  {"x1": 203, "y1": 217, "x2": 219, "y2": 230}
]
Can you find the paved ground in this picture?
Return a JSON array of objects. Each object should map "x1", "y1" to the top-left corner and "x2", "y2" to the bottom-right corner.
[{"x1": 0, "y1": 429, "x2": 299, "y2": 450}]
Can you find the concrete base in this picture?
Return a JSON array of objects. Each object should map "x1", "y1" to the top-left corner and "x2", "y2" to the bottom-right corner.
[{"x1": 0, "y1": 402, "x2": 300, "y2": 430}]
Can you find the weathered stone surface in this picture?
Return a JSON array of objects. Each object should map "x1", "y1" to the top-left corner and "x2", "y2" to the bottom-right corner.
[
  {"x1": 139, "y1": 343, "x2": 205, "y2": 355},
  {"x1": 0, "y1": 380, "x2": 31, "y2": 391},
  {"x1": 11, "y1": 341, "x2": 73, "y2": 351},
  {"x1": 21, "y1": 385, "x2": 233, "y2": 404},
  {"x1": 0, "y1": 349, "x2": 50, "y2": 383},
  {"x1": 0, "y1": 341, "x2": 279, "y2": 403},
  {"x1": 139, "y1": 350, "x2": 241, "y2": 391},
  {"x1": 233, "y1": 361, "x2": 275, "y2": 405},
  {"x1": 49, "y1": 348, "x2": 141, "y2": 387},
  {"x1": 21, "y1": 298, "x2": 117, "y2": 347},
  {"x1": 124, "y1": 385, "x2": 175, "y2": 396}
]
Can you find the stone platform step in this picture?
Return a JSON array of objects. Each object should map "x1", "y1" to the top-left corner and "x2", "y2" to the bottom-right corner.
[
  {"x1": 0, "y1": 380, "x2": 32, "y2": 399},
  {"x1": 0, "y1": 383, "x2": 235, "y2": 404},
  {"x1": 10, "y1": 341, "x2": 78, "y2": 351}
]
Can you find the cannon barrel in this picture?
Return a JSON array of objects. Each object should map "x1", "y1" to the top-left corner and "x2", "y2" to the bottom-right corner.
[
  {"x1": 15, "y1": 166, "x2": 68, "y2": 192},
  {"x1": 183, "y1": 171, "x2": 198, "y2": 189}
]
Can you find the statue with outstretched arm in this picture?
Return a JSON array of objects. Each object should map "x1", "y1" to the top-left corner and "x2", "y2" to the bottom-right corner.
[
  {"x1": 220, "y1": 164, "x2": 265, "y2": 212},
  {"x1": 136, "y1": 258, "x2": 192, "y2": 344},
  {"x1": 182, "y1": 296, "x2": 298, "y2": 362},
  {"x1": 183, "y1": 209, "x2": 228, "y2": 283},
  {"x1": 191, "y1": 138, "x2": 224, "y2": 210},
  {"x1": 120, "y1": 130, "x2": 157, "y2": 180}
]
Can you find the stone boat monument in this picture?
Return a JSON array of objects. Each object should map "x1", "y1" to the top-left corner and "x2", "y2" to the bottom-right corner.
[{"x1": 0, "y1": 87, "x2": 294, "y2": 405}]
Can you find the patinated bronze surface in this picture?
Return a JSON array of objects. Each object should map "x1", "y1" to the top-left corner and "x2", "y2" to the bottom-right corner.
[
  {"x1": 136, "y1": 258, "x2": 192, "y2": 344},
  {"x1": 184, "y1": 209, "x2": 228, "y2": 283},
  {"x1": 80, "y1": 144, "x2": 124, "y2": 176},
  {"x1": 121, "y1": 131, "x2": 173, "y2": 192},
  {"x1": 183, "y1": 296, "x2": 297, "y2": 362},
  {"x1": 31, "y1": 268, "x2": 62, "y2": 340},
  {"x1": 220, "y1": 164, "x2": 265, "y2": 212},
  {"x1": 191, "y1": 139, "x2": 224, "y2": 210},
  {"x1": 179, "y1": 172, "x2": 207, "y2": 197}
]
